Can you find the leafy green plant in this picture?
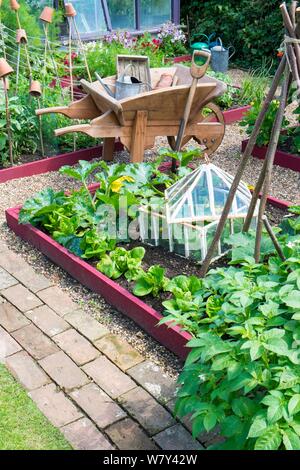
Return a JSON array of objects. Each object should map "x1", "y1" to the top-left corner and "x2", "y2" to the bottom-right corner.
[
  {"x1": 240, "y1": 99, "x2": 289, "y2": 147},
  {"x1": 0, "y1": 93, "x2": 39, "y2": 166},
  {"x1": 133, "y1": 265, "x2": 169, "y2": 297},
  {"x1": 158, "y1": 218, "x2": 300, "y2": 449},
  {"x1": 97, "y1": 246, "x2": 145, "y2": 280}
]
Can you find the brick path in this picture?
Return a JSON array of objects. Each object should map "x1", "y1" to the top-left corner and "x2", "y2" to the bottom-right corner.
[{"x1": 0, "y1": 242, "x2": 213, "y2": 450}]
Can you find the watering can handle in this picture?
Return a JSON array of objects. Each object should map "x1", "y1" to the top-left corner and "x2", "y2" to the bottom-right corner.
[
  {"x1": 208, "y1": 32, "x2": 216, "y2": 42},
  {"x1": 191, "y1": 33, "x2": 209, "y2": 42},
  {"x1": 190, "y1": 49, "x2": 211, "y2": 79},
  {"x1": 228, "y1": 46, "x2": 235, "y2": 59}
]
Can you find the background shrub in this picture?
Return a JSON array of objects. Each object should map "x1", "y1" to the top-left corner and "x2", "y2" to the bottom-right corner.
[{"x1": 181, "y1": 0, "x2": 284, "y2": 69}]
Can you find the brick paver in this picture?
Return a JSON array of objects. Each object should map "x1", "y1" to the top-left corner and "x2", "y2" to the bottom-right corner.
[
  {"x1": 12, "y1": 324, "x2": 59, "y2": 360},
  {"x1": 128, "y1": 360, "x2": 177, "y2": 404},
  {"x1": 0, "y1": 241, "x2": 7, "y2": 252},
  {"x1": 13, "y1": 266, "x2": 53, "y2": 293},
  {"x1": 29, "y1": 383, "x2": 82, "y2": 428},
  {"x1": 0, "y1": 302, "x2": 30, "y2": 332},
  {"x1": 70, "y1": 383, "x2": 126, "y2": 429},
  {"x1": 1, "y1": 284, "x2": 43, "y2": 312},
  {"x1": 153, "y1": 424, "x2": 203, "y2": 450},
  {"x1": 0, "y1": 251, "x2": 28, "y2": 274},
  {"x1": 0, "y1": 267, "x2": 18, "y2": 290},
  {"x1": 5, "y1": 351, "x2": 50, "y2": 391},
  {"x1": 106, "y1": 418, "x2": 158, "y2": 450},
  {"x1": 118, "y1": 387, "x2": 175, "y2": 436},
  {"x1": 0, "y1": 325, "x2": 22, "y2": 358},
  {"x1": 37, "y1": 286, "x2": 77, "y2": 316},
  {"x1": 64, "y1": 310, "x2": 109, "y2": 342},
  {"x1": 61, "y1": 417, "x2": 114, "y2": 450},
  {"x1": 39, "y1": 351, "x2": 89, "y2": 391},
  {"x1": 83, "y1": 356, "x2": 136, "y2": 399},
  {"x1": 26, "y1": 305, "x2": 70, "y2": 337},
  {"x1": 0, "y1": 247, "x2": 202, "y2": 450},
  {"x1": 53, "y1": 329, "x2": 99, "y2": 366},
  {"x1": 95, "y1": 334, "x2": 144, "y2": 371}
]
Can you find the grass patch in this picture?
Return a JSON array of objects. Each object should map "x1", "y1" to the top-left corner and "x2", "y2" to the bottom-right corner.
[{"x1": 0, "y1": 364, "x2": 72, "y2": 450}]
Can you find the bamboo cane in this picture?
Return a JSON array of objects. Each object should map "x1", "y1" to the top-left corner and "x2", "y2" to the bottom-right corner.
[
  {"x1": 262, "y1": 215, "x2": 286, "y2": 261},
  {"x1": 198, "y1": 55, "x2": 287, "y2": 277},
  {"x1": 290, "y1": 1, "x2": 298, "y2": 27},
  {"x1": 254, "y1": 65, "x2": 290, "y2": 262},
  {"x1": 67, "y1": 17, "x2": 76, "y2": 152},
  {"x1": 243, "y1": 71, "x2": 293, "y2": 231},
  {"x1": 3, "y1": 76, "x2": 13, "y2": 165},
  {"x1": 37, "y1": 98, "x2": 45, "y2": 157},
  {"x1": 73, "y1": 18, "x2": 92, "y2": 82},
  {"x1": 281, "y1": 3, "x2": 300, "y2": 72}
]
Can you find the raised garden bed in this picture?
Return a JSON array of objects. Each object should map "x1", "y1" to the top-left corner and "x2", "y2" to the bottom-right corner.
[
  {"x1": 5, "y1": 205, "x2": 192, "y2": 360},
  {"x1": 242, "y1": 139, "x2": 300, "y2": 173},
  {"x1": 0, "y1": 142, "x2": 124, "y2": 185},
  {"x1": 5, "y1": 192, "x2": 291, "y2": 361}
]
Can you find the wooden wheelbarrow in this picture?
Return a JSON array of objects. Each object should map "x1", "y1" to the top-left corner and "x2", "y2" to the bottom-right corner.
[{"x1": 37, "y1": 65, "x2": 227, "y2": 162}]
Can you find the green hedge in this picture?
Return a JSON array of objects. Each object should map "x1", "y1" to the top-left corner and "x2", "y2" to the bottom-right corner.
[{"x1": 181, "y1": 0, "x2": 284, "y2": 69}]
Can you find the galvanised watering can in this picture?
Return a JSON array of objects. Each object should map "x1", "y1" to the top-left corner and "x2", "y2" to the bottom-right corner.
[{"x1": 190, "y1": 33, "x2": 218, "y2": 52}]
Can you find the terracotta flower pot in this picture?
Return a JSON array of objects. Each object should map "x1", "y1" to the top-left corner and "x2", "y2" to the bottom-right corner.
[
  {"x1": 0, "y1": 58, "x2": 13, "y2": 79},
  {"x1": 16, "y1": 29, "x2": 27, "y2": 44},
  {"x1": 29, "y1": 80, "x2": 42, "y2": 98},
  {"x1": 40, "y1": 6, "x2": 54, "y2": 24},
  {"x1": 65, "y1": 3, "x2": 76, "y2": 17},
  {"x1": 10, "y1": 0, "x2": 20, "y2": 11}
]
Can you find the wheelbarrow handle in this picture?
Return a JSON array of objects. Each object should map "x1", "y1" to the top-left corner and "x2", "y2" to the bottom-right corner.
[{"x1": 190, "y1": 49, "x2": 211, "y2": 79}]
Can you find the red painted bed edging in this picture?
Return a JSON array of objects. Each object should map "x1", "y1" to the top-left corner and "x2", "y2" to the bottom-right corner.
[
  {"x1": 242, "y1": 139, "x2": 300, "y2": 173},
  {"x1": 5, "y1": 191, "x2": 291, "y2": 360},
  {"x1": 223, "y1": 106, "x2": 250, "y2": 125},
  {"x1": 0, "y1": 142, "x2": 124, "y2": 184},
  {"x1": 5, "y1": 206, "x2": 191, "y2": 360}
]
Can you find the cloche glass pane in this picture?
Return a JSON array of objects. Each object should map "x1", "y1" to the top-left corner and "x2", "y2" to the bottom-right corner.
[
  {"x1": 140, "y1": 0, "x2": 171, "y2": 29},
  {"x1": 108, "y1": 0, "x2": 135, "y2": 30},
  {"x1": 69, "y1": 0, "x2": 107, "y2": 34}
]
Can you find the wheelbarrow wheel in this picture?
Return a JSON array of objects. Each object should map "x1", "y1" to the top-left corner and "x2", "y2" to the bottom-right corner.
[{"x1": 167, "y1": 102, "x2": 225, "y2": 155}]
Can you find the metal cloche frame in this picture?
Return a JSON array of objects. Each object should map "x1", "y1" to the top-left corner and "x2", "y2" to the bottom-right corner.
[{"x1": 165, "y1": 163, "x2": 256, "y2": 224}]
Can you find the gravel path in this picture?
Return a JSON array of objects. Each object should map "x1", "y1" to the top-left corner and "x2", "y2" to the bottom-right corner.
[{"x1": 0, "y1": 104, "x2": 299, "y2": 377}]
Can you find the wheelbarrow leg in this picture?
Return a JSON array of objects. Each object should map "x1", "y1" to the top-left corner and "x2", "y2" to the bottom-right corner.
[
  {"x1": 131, "y1": 110, "x2": 148, "y2": 163},
  {"x1": 102, "y1": 138, "x2": 115, "y2": 161}
]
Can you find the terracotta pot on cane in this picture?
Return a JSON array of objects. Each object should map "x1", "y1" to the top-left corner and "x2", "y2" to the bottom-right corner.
[
  {"x1": 16, "y1": 29, "x2": 28, "y2": 44},
  {"x1": 40, "y1": 6, "x2": 54, "y2": 24},
  {"x1": 0, "y1": 58, "x2": 13, "y2": 78},
  {"x1": 29, "y1": 80, "x2": 42, "y2": 98},
  {"x1": 65, "y1": 3, "x2": 77, "y2": 17},
  {"x1": 10, "y1": 0, "x2": 20, "y2": 11}
]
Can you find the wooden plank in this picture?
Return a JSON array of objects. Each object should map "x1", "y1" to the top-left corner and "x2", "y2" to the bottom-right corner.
[
  {"x1": 36, "y1": 95, "x2": 99, "y2": 120},
  {"x1": 121, "y1": 84, "x2": 217, "y2": 123},
  {"x1": 131, "y1": 111, "x2": 148, "y2": 163},
  {"x1": 102, "y1": 138, "x2": 116, "y2": 161},
  {"x1": 81, "y1": 79, "x2": 125, "y2": 125}
]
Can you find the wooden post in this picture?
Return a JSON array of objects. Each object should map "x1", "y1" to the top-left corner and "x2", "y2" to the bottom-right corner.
[
  {"x1": 131, "y1": 110, "x2": 148, "y2": 163},
  {"x1": 254, "y1": 65, "x2": 290, "y2": 262},
  {"x1": 102, "y1": 137, "x2": 115, "y2": 162},
  {"x1": 198, "y1": 55, "x2": 287, "y2": 278}
]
